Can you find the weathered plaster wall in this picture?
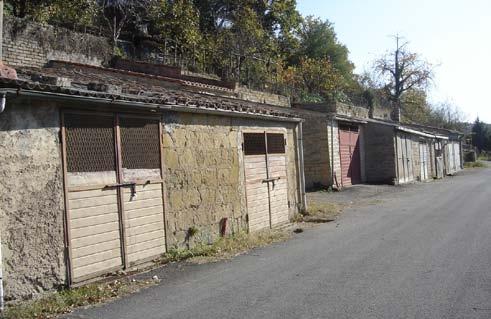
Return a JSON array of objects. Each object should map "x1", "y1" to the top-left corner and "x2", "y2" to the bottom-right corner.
[
  {"x1": 162, "y1": 112, "x2": 299, "y2": 247},
  {"x1": 364, "y1": 122, "x2": 396, "y2": 184},
  {"x1": 0, "y1": 99, "x2": 66, "y2": 300},
  {"x1": 301, "y1": 116, "x2": 330, "y2": 189}
]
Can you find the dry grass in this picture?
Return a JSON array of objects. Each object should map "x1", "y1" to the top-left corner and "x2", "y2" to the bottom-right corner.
[
  {"x1": 165, "y1": 230, "x2": 291, "y2": 264},
  {"x1": 294, "y1": 202, "x2": 342, "y2": 223},
  {"x1": 3, "y1": 279, "x2": 157, "y2": 319},
  {"x1": 3, "y1": 230, "x2": 291, "y2": 318},
  {"x1": 464, "y1": 161, "x2": 486, "y2": 168}
]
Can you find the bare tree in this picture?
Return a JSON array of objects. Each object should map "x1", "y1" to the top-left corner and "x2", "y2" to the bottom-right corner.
[
  {"x1": 97, "y1": 0, "x2": 151, "y2": 52},
  {"x1": 374, "y1": 36, "x2": 433, "y2": 103}
]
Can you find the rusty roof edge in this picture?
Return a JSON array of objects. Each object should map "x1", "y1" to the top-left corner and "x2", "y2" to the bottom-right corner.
[
  {"x1": 0, "y1": 84, "x2": 302, "y2": 123},
  {"x1": 334, "y1": 115, "x2": 368, "y2": 124}
]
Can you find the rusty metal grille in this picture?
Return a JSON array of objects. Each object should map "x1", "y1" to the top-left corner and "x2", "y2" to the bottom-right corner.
[
  {"x1": 267, "y1": 133, "x2": 286, "y2": 154},
  {"x1": 243, "y1": 133, "x2": 266, "y2": 155},
  {"x1": 120, "y1": 117, "x2": 161, "y2": 169},
  {"x1": 65, "y1": 113, "x2": 116, "y2": 172}
]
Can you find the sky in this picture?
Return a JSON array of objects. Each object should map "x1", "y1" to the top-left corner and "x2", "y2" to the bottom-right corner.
[{"x1": 297, "y1": 0, "x2": 491, "y2": 123}]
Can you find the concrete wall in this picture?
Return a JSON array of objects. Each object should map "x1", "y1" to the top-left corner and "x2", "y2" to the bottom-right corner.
[
  {"x1": 162, "y1": 112, "x2": 299, "y2": 247},
  {"x1": 329, "y1": 120, "x2": 342, "y2": 188},
  {"x1": 3, "y1": 16, "x2": 112, "y2": 68},
  {"x1": 364, "y1": 122, "x2": 396, "y2": 184},
  {"x1": 0, "y1": 99, "x2": 66, "y2": 300}
]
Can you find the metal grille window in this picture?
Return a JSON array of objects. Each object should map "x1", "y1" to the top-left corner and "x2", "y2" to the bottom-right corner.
[
  {"x1": 243, "y1": 133, "x2": 266, "y2": 155},
  {"x1": 267, "y1": 133, "x2": 286, "y2": 154},
  {"x1": 120, "y1": 117, "x2": 161, "y2": 169},
  {"x1": 65, "y1": 113, "x2": 116, "y2": 172}
]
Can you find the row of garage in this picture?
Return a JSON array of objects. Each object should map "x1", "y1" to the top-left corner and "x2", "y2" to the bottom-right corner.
[
  {"x1": 0, "y1": 63, "x2": 463, "y2": 300},
  {"x1": 296, "y1": 104, "x2": 463, "y2": 190}
]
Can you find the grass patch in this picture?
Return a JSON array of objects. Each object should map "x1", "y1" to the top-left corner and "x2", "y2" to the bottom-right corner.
[
  {"x1": 4, "y1": 230, "x2": 291, "y2": 318},
  {"x1": 464, "y1": 161, "x2": 486, "y2": 168},
  {"x1": 294, "y1": 202, "x2": 342, "y2": 223},
  {"x1": 165, "y1": 230, "x2": 291, "y2": 264},
  {"x1": 3, "y1": 279, "x2": 156, "y2": 319}
]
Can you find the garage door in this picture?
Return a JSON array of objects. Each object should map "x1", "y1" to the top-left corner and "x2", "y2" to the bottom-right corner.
[
  {"x1": 419, "y1": 142, "x2": 430, "y2": 181},
  {"x1": 396, "y1": 133, "x2": 414, "y2": 184},
  {"x1": 339, "y1": 125, "x2": 361, "y2": 187},
  {"x1": 243, "y1": 132, "x2": 289, "y2": 232},
  {"x1": 446, "y1": 142, "x2": 456, "y2": 174},
  {"x1": 63, "y1": 112, "x2": 166, "y2": 284}
]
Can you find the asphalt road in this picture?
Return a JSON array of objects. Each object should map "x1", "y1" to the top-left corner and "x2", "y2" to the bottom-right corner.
[{"x1": 67, "y1": 167, "x2": 491, "y2": 319}]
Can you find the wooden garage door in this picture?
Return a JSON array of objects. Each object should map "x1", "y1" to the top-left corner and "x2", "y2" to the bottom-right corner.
[
  {"x1": 419, "y1": 142, "x2": 429, "y2": 180},
  {"x1": 63, "y1": 113, "x2": 166, "y2": 284},
  {"x1": 454, "y1": 142, "x2": 461, "y2": 170},
  {"x1": 446, "y1": 142, "x2": 456, "y2": 174},
  {"x1": 339, "y1": 125, "x2": 361, "y2": 187},
  {"x1": 396, "y1": 133, "x2": 414, "y2": 184},
  {"x1": 243, "y1": 132, "x2": 289, "y2": 232},
  {"x1": 119, "y1": 116, "x2": 166, "y2": 266}
]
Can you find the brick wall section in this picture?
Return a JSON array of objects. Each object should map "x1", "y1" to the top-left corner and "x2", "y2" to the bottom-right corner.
[
  {"x1": 3, "y1": 16, "x2": 112, "y2": 68},
  {"x1": 162, "y1": 112, "x2": 299, "y2": 247},
  {"x1": 364, "y1": 122, "x2": 396, "y2": 184},
  {"x1": 301, "y1": 116, "x2": 330, "y2": 189}
]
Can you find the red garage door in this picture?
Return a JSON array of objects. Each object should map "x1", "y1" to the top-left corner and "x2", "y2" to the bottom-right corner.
[{"x1": 339, "y1": 124, "x2": 361, "y2": 187}]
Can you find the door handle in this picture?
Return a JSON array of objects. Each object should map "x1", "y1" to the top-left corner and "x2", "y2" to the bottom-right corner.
[
  {"x1": 262, "y1": 177, "x2": 281, "y2": 183},
  {"x1": 105, "y1": 182, "x2": 137, "y2": 199}
]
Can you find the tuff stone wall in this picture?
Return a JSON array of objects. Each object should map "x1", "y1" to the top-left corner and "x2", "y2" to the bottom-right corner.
[
  {"x1": 336, "y1": 103, "x2": 369, "y2": 119},
  {"x1": 162, "y1": 112, "x2": 299, "y2": 247},
  {"x1": 364, "y1": 122, "x2": 396, "y2": 184},
  {"x1": 235, "y1": 86, "x2": 290, "y2": 108},
  {"x1": 2, "y1": 16, "x2": 112, "y2": 68},
  {"x1": 0, "y1": 99, "x2": 66, "y2": 300}
]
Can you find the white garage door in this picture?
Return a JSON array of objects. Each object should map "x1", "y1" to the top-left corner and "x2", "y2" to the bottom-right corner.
[
  {"x1": 396, "y1": 133, "x2": 414, "y2": 184},
  {"x1": 243, "y1": 132, "x2": 289, "y2": 232},
  {"x1": 63, "y1": 112, "x2": 166, "y2": 284},
  {"x1": 419, "y1": 142, "x2": 430, "y2": 181}
]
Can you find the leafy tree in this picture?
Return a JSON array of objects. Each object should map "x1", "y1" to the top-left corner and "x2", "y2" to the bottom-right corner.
[
  {"x1": 279, "y1": 57, "x2": 343, "y2": 102},
  {"x1": 472, "y1": 117, "x2": 488, "y2": 152},
  {"x1": 5, "y1": 0, "x2": 54, "y2": 18},
  {"x1": 149, "y1": 0, "x2": 202, "y2": 46},
  {"x1": 294, "y1": 16, "x2": 354, "y2": 85}
]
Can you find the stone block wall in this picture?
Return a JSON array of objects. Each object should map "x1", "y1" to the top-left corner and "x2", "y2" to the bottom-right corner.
[
  {"x1": 235, "y1": 86, "x2": 290, "y2": 108},
  {"x1": 0, "y1": 99, "x2": 66, "y2": 300},
  {"x1": 301, "y1": 116, "x2": 330, "y2": 189},
  {"x1": 336, "y1": 103, "x2": 369, "y2": 119},
  {"x1": 2, "y1": 16, "x2": 112, "y2": 68},
  {"x1": 162, "y1": 112, "x2": 299, "y2": 247},
  {"x1": 364, "y1": 122, "x2": 396, "y2": 184}
]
